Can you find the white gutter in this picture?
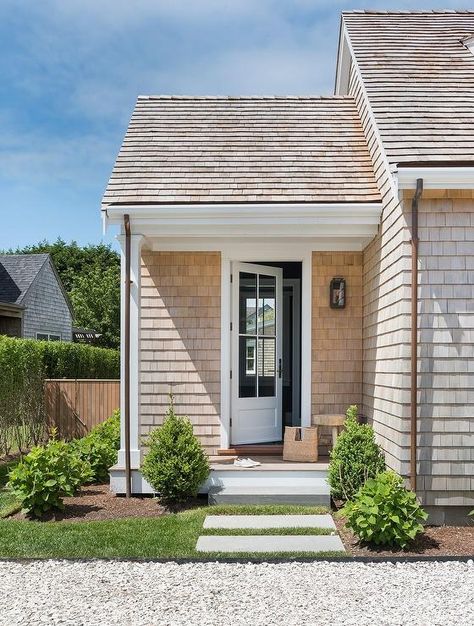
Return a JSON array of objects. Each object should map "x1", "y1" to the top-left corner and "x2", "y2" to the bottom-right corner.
[{"x1": 396, "y1": 167, "x2": 474, "y2": 190}]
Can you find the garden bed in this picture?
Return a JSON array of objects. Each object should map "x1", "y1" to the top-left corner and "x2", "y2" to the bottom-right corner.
[
  {"x1": 335, "y1": 515, "x2": 474, "y2": 557},
  {"x1": 9, "y1": 484, "x2": 168, "y2": 522}
]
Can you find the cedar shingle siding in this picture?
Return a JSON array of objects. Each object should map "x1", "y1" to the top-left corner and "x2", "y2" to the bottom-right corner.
[
  {"x1": 140, "y1": 251, "x2": 221, "y2": 454},
  {"x1": 22, "y1": 261, "x2": 72, "y2": 341},
  {"x1": 341, "y1": 11, "x2": 474, "y2": 513}
]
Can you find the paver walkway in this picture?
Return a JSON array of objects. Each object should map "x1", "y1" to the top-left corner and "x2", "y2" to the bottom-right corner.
[
  {"x1": 197, "y1": 513, "x2": 345, "y2": 554},
  {"x1": 196, "y1": 534, "x2": 345, "y2": 553}
]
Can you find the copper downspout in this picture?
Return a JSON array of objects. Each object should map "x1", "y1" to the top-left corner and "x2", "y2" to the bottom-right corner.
[
  {"x1": 410, "y1": 178, "x2": 423, "y2": 492},
  {"x1": 124, "y1": 214, "x2": 132, "y2": 498}
]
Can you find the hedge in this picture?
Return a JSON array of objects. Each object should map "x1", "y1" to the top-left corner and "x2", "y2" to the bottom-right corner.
[{"x1": 0, "y1": 336, "x2": 119, "y2": 455}]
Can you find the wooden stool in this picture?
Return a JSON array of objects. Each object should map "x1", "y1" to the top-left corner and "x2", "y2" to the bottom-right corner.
[{"x1": 312, "y1": 414, "x2": 346, "y2": 447}]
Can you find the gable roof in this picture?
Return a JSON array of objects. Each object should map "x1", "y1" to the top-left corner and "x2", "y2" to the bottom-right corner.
[
  {"x1": 0, "y1": 254, "x2": 73, "y2": 315},
  {"x1": 0, "y1": 254, "x2": 49, "y2": 305},
  {"x1": 102, "y1": 96, "x2": 381, "y2": 206},
  {"x1": 341, "y1": 10, "x2": 474, "y2": 165}
]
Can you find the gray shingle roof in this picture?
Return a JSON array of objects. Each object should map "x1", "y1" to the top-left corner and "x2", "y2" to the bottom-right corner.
[
  {"x1": 0, "y1": 254, "x2": 49, "y2": 305},
  {"x1": 343, "y1": 10, "x2": 474, "y2": 165},
  {"x1": 102, "y1": 96, "x2": 381, "y2": 205}
]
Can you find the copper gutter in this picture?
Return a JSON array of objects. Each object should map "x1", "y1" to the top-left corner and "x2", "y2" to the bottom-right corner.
[
  {"x1": 410, "y1": 179, "x2": 423, "y2": 492},
  {"x1": 124, "y1": 214, "x2": 132, "y2": 498}
]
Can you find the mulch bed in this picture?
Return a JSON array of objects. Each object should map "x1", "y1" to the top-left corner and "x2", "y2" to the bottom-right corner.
[
  {"x1": 10, "y1": 484, "x2": 169, "y2": 522},
  {"x1": 335, "y1": 515, "x2": 474, "y2": 557}
]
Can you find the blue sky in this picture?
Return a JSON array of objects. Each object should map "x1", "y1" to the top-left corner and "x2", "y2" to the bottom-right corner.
[{"x1": 0, "y1": 0, "x2": 471, "y2": 250}]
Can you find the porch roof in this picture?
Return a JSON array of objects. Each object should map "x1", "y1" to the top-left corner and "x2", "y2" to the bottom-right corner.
[{"x1": 102, "y1": 96, "x2": 381, "y2": 206}]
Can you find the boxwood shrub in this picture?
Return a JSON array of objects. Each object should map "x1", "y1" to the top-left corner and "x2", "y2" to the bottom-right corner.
[
  {"x1": 328, "y1": 405, "x2": 386, "y2": 502},
  {"x1": 141, "y1": 398, "x2": 210, "y2": 503},
  {"x1": 343, "y1": 470, "x2": 428, "y2": 549}
]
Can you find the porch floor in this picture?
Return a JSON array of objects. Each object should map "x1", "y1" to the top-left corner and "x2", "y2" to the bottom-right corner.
[{"x1": 209, "y1": 455, "x2": 329, "y2": 471}]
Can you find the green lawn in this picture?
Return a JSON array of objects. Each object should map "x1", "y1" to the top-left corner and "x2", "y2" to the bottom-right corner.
[
  {"x1": 0, "y1": 459, "x2": 20, "y2": 519},
  {"x1": 0, "y1": 504, "x2": 346, "y2": 559}
]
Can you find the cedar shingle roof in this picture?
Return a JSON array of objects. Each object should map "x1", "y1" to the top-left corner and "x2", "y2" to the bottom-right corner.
[
  {"x1": 102, "y1": 96, "x2": 381, "y2": 205},
  {"x1": 343, "y1": 10, "x2": 474, "y2": 165},
  {"x1": 0, "y1": 254, "x2": 49, "y2": 305}
]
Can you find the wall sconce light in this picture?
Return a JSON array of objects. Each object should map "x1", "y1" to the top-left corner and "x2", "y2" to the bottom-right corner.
[{"x1": 330, "y1": 277, "x2": 346, "y2": 309}]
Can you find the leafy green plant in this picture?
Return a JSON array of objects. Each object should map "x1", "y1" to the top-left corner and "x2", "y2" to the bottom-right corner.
[
  {"x1": 343, "y1": 471, "x2": 428, "y2": 549},
  {"x1": 7, "y1": 431, "x2": 92, "y2": 517},
  {"x1": 328, "y1": 405, "x2": 386, "y2": 501},
  {"x1": 71, "y1": 411, "x2": 120, "y2": 483},
  {"x1": 88, "y1": 410, "x2": 120, "y2": 449},
  {"x1": 141, "y1": 397, "x2": 210, "y2": 503}
]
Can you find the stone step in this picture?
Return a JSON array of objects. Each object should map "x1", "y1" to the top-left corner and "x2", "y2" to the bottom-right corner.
[
  {"x1": 208, "y1": 485, "x2": 330, "y2": 506},
  {"x1": 202, "y1": 469, "x2": 329, "y2": 494},
  {"x1": 203, "y1": 514, "x2": 336, "y2": 529},
  {"x1": 196, "y1": 534, "x2": 345, "y2": 553}
]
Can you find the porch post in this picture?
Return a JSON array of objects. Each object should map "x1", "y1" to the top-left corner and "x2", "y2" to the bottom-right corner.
[{"x1": 117, "y1": 233, "x2": 144, "y2": 470}]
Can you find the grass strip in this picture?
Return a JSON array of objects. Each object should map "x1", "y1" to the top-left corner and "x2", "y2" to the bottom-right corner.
[
  {"x1": 202, "y1": 527, "x2": 332, "y2": 536},
  {"x1": 0, "y1": 504, "x2": 333, "y2": 559},
  {"x1": 0, "y1": 490, "x2": 21, "y2": 519}
]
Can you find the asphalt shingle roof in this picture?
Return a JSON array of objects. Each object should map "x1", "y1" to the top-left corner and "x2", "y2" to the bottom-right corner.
[
  {"x1": 102, "y1": 96, "x2": 381, "y2": 205},
  {"x1": 343, "y1": 10, "x2": 474, "y2": 165},
  {"x1": 0, "y1": 254, "x2": 49, "y2": 305}
]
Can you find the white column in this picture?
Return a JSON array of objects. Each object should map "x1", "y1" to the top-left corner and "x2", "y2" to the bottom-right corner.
[
  {"x1": 300, "y1": 251, "x2": 312, "y2": 427},
  {"x1": 117, "y1": 233, "x2": 144, "y2": 469}
]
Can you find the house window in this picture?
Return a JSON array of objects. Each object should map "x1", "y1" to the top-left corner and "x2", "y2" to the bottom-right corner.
[
  {"x1": 246, "y1": 342, "x2": 256, "y2": 375},
  {"x1": 36, "y1": 332, "x2": 61, "y2": 341}
]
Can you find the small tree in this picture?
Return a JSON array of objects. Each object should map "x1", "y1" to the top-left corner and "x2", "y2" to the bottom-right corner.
[
  {"x1": 328, "y1": 405, "x2": 386, "y2": 502},
  {"x1": 141, "y1": 396, "x2": 210, "y2": 503}
]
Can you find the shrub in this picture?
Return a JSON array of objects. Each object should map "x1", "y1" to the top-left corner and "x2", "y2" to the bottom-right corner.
[
  {"x1": 71, "y1": 411, "x2": 120, "y2": 483},
  {"x1": 7, "y1": 432, "x2": 92, "y2": 517},
  {"x1": 343, "y1": 471, "x2": 428, "y2": 549},
  {"x1": 328, "y1": 405, "x2": 386, "y2": 501},
  {"x1": 141, "y1": 397, "x2": 210, "y2": 503}
]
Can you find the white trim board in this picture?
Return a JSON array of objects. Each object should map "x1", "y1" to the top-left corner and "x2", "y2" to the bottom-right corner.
[
  {"x1": 396, "y1": 167, "x2": 474, "y2": 190},
  {"x1": 103, "y1": 202, "x2": 382, "y2": 240},
  {"x1": 218, "y1": 242, "x2": 313, "y2": 449}
]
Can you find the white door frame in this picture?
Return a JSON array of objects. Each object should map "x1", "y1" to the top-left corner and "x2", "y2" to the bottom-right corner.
[
  {"x1": 220, "y1": 243, "x2": 313, "y2": 450},
  {"x1": 283, "y1": 278, "x2": 301, "y2": 427}
]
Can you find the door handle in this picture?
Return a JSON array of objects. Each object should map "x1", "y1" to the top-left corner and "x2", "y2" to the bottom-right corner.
[{"x1": 278, "y1": 358, "x2": 282, "y2": 378}]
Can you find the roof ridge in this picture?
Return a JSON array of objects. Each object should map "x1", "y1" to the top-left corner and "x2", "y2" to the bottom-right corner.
[
  {"x1": 343, "y1": 9, "x2": 474, "y2": 15},
  {"x1": 136, "y1": 95, "x2": 355, "y2": 101}
]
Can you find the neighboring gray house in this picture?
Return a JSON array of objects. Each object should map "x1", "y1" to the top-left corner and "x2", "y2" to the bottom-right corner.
[{"x1": 0, "y1": 254, "x2": 73, "y2": 341}]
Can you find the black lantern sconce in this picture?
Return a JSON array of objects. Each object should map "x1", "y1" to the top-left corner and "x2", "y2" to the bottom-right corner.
[{"x1": 330, "y1": 277, "x2": 346, "y2": 309}]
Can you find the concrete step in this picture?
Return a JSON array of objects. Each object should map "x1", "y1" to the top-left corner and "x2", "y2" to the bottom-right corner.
[
  {"x1": 196, "y1": 534, "x2": 345, "y2": 553},
  {"x1": 202, "y1": 469, "x2": 329, "y2": 494},
  {"x1": 208, "y1": 485, "x2": 330, "y2": 506},
  {"x1": 203, "y1": 514, "x2": 336, "y2": 529}
]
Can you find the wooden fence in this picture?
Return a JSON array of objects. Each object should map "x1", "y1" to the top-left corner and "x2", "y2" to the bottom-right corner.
[{"x1": 44, "y1": 379, "x2": 120, "y2": 440}]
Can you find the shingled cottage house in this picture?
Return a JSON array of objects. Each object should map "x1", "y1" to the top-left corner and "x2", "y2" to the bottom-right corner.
[{"x1": 103, "y1": 11, "x2": 474, "y2": 524}]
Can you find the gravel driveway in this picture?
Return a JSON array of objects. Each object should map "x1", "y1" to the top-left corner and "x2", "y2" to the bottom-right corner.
[{"x1": 0, "y1": 560, "x2": 473, "y2": 626}]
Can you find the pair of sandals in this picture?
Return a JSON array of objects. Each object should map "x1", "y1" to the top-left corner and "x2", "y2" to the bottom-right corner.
[{"x1": 233, "y1": 457, "x2": 261, "y2": 468}]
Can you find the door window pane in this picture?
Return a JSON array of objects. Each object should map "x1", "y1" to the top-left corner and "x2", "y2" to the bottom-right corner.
[
  {"x1": 239, "y1": 337, "x2": 257, "y2": 397},
  {"x1": 258, "y1": 275, "x2": 276, "y2": 336},
  {"x1": 258, "y1": 337, "x2": 276, "y2": 397},
  {"x1": 239, "y1": 272, "x2": 257, "y2": 334}
]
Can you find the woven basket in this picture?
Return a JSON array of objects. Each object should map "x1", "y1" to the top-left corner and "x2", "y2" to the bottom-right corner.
[{"x1": 283, "y1": 426, "x2": 319, "y2": 462}]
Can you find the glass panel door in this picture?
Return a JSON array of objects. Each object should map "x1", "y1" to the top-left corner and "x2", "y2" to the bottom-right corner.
[{"x1": 232, "y1": 262, "x2": 282, "y2": 445}]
